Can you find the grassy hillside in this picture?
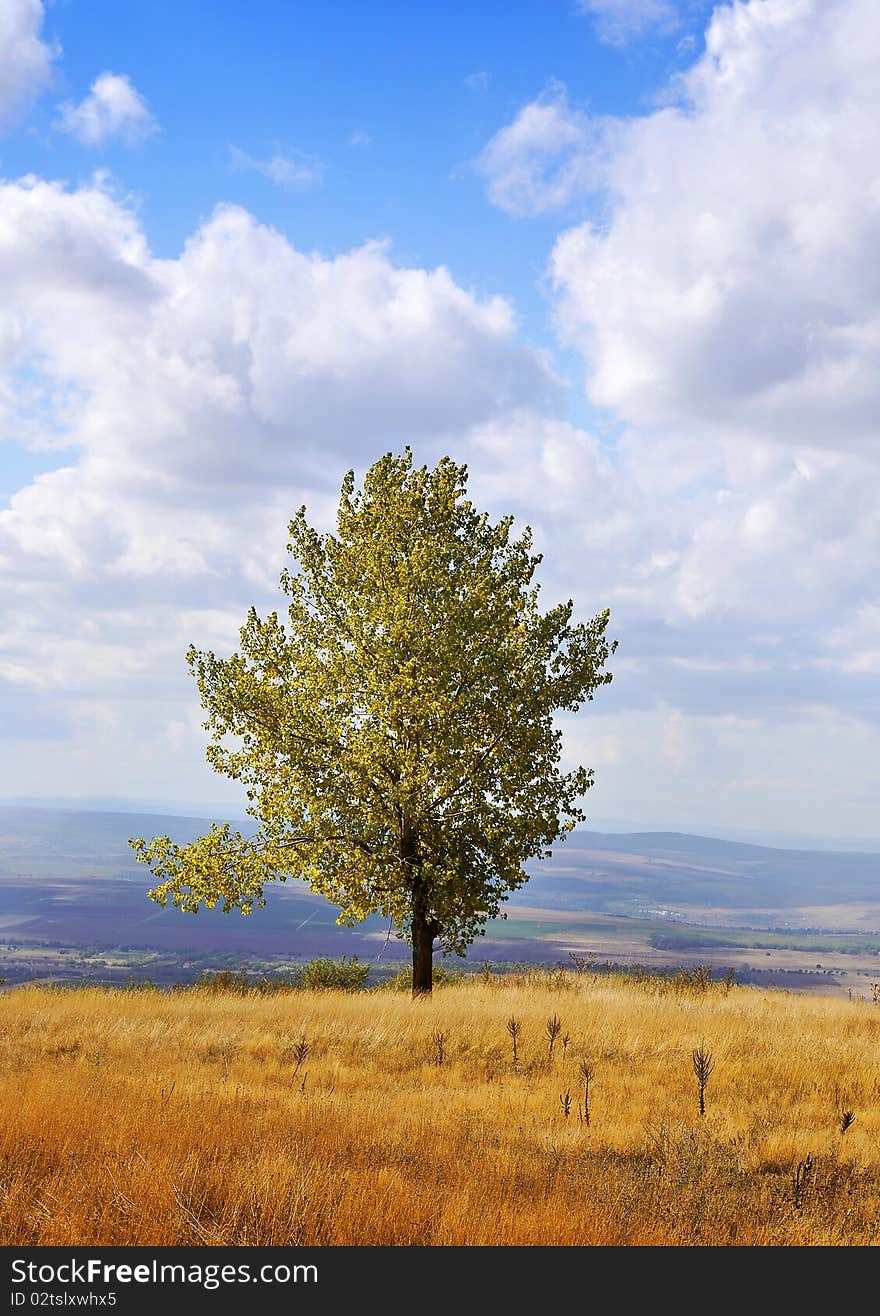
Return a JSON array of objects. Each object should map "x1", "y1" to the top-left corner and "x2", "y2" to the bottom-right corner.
[{"x1": 2, "y1": 969, "x2": 879, "y2": 1246}]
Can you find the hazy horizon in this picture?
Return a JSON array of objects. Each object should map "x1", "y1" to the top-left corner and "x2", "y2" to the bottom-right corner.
[{"x1": 3, "y1": 794, "x2": 879, "y2": 857}]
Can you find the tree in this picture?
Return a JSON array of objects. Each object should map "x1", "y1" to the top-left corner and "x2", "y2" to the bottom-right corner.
[{"x1": 130, "y1": 450, "x2": 617, "y2": 995}]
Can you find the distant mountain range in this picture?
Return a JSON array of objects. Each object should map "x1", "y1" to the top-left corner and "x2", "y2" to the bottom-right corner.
[
  {"x1": 1, "y1": 805, "x2": 879, "y2": 989},
  {"x1": 0, "y1": 803, "x2": 878, "y2": 913},
  {"x1": 519, "y1": 827, "x2": 880, "y2": 912}
]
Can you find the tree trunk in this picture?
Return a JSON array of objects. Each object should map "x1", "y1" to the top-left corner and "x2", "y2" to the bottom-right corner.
[
  {"x1": 411, "y1": 876, "x2": 440, "y2": 997},
  {"x1": 412, "y1": 908, "x2": 439, "y2": 998},
  {"x1": 402, "y1": 822, "x2": 439, "y2": 997}
]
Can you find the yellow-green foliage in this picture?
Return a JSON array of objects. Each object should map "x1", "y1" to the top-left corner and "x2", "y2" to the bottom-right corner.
[
  {"x1": 1, "y1": 971, "x2": 879, "y2": 1246},
  {"x1": 129, "y1": 450, "x2": 616, "y2": 985}
]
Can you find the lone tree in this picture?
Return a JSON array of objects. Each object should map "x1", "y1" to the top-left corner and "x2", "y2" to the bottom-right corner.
[{"x1": 130, "y1": 450, "x2": 617, "y2": 995}]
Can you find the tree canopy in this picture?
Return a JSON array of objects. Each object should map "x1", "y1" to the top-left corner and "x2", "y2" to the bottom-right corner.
[{"x1": 130, "y1": 449, "x2": 617, "y2": 993}]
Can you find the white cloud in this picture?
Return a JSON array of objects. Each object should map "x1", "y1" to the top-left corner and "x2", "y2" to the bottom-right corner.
[
  {"x1": 3, "y1": 1, "x2": 879, "y2": 842},
  {"x1": 56, "y1": 71, "x2": 157, "y2": 146},
  {"x1": 575, "y1": 0, "x2": 679, "y2": 44},
  {"x1": 229, "y1": 145, "x2": 323, "y2": 190},
  {"x1": 0, "y1": 0, "x2": 56, "y2": 123},
  {"x1": 460, "y1": 0, "x2": 880, "y2": 838},
  {"x1": 1, "y1": 162, "x2": 875, "y2": 824},
  {"x1": 474, "y1": 84, "x2": 607, "y2": 217},
  {"x1": 464, "y1": 415, "x2": 880, "y2": 671},
  {"x1": 562, "y1": 703, "x2": 880, "y2": 842},
  {"x1": 465, "y1": 71, "x2": 489, "y2": 92},
  {"x1": 549, "y1": 0, "x2": 880, "y2": 454},
  {"x1": 0, "y1": 175, "x2": 558, "y2": 798}
]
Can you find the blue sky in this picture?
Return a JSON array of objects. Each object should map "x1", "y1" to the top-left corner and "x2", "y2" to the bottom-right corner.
[
  {"x1": 17, "y1": 1, "x2": 704, "y2": 255},
  {"x1": 1, "y1": 0, "x2": 879, "y2": 847},
  {"x1": 3, "y1": 1, "x2": 713, "y2": 427}
]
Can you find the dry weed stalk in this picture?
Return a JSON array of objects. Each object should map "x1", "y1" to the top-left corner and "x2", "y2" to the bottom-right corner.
[
  {"x1": 291, "y1": 1037, "x2": 309, "y2": 1080},
  {"x1": 794, "y1": 1152, "x2": 813, "y2": 1209},
  {"x1": 545, "y1": 1014, "x2": 562, "y2": 1066},
  {"x1": 433, "y1": 1030, "x2": 447, "y2": 1067},
  {"x1": 578, "y1": 1059, "x2": 594, "y2": 1126},
  {"x1": 692, "y1": 1042, "x2": 714, "y2": 1116},
  {"x1": 506, "y1": 1016, "x2": 521, "y2": 1068}
]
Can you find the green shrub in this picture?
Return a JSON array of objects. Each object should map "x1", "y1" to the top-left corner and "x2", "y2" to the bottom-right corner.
[
  {"x1": 379, "y1": 960, "x2": 465, "y2": 992},
  {"x1": 297, "y1": 955, "x2": 370, "y2": 991},
  {"x1": 192, "y1": 968, "x2": 253, "y2": 994},
  {"x1": 190, "y1": 967, "x2": 306, "y2": 994},
  {"x1": 250, "y1": 973, "x2": 300, "y2": 994}
]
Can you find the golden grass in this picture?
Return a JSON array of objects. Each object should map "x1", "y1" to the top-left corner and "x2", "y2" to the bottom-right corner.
[{"x1": 1, "y1": 970, "x2": 879, "y2": 1246}]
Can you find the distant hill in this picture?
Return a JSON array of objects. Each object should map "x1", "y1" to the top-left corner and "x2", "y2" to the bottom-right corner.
[
  {"x1": 0, "y1": 794, "x2": 873, "y2": 910},
  {"x1": 0, "y1": 805, "x2": 253, "y2": 882},
  {"x1": 519, "y1": 828, "x2": 880, "y2": 911},
  {"x1": 2, "y1": 805, "x2": 879, "y2": 990},
  {"x1": 1, "y1": 805, "x2": 879, "y2": 909}
]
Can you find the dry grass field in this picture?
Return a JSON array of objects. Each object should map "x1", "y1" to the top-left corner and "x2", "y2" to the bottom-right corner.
[{"x1": 1, "y1": 968, "x2": 879, "y2": 1247}]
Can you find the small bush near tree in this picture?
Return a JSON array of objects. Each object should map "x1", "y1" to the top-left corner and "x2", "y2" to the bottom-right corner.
[
  {"x1": 380, "y1": 961, "x2": 465, "y2": 992},
  {"x1": 297, "y1": 956, "x2": 370, "y2": 991}
]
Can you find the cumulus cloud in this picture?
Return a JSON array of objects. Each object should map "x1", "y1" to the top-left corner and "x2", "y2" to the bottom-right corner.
[
  {"x1": 229, "y1": 145, "x2": 323, "y2": 190},
  {"x1": 562, "y1": 702, "x2": 880, "y2": 841},
  {"x1": 549, "y1": 0, "x2": 880, "y2": 454},
  {"x1": 0, "y1": 177, "x2": 551, "y2": 484},
  {"x1": 3, "y1": 0, "x2": 879, "y2": 840},
  {"x1": 575, "y1": 0, "x2": 680, "y2": 44},
  {"x1": 56, "y1": 71, "x2": 157, "y2": 146},
  {"x1": 458, "y1": 0, "x2": 880, "y2": 836},
  {"x1": 0, "y1": 174, "x2": 558, "y2": 797},
  {"x1": 463, "y1": 415, "x2": 880, "y2": 694},
  {"x1": 0, "y1": 0, "x2": 56, "y2": 123},
  {"x1": 474, "y1": 84, "x2": 608, "y2": 217},
  {"x1": 1, "y1": 169, "x2": 876, "y2": 825}
]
